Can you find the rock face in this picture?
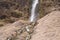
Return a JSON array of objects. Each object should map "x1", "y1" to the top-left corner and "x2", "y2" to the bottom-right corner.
[
  {"x1": 39, "y1": 0, "x2": 60, "y2": 18},
  {"x1": 0, "y1": 0, "x2": 30, "y2": 20},
  {"x1": 0, "y1": 0, "x2": 31, "y2": 20},
  {"x1": 0, "y1": 0, "x2": 59, "y2": 26},
  {"x1": 31, "y1": 11, "x2": 60, "y2": 40},
  {"x1": 0, "y1": 0, "x2": 31, "y2": 26}
]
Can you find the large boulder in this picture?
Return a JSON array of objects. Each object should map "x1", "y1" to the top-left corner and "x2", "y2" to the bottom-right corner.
[{"x1": 31, "y1": 11, "x2": 60, "y2": 40}]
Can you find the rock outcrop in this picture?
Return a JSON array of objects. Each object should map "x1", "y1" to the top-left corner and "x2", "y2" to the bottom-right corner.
[{"x1": 31, "y1": 11, "x2": 60, "y2": 40}]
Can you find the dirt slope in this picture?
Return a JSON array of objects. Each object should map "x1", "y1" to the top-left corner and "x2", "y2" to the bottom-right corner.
[{"x1": 31, "y1": 11, "x2": 60, "y2": 40}]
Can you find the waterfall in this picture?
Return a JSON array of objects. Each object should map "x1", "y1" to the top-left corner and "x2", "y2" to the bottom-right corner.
[{"x1": 30, "y1": 0, "x2": 39, "y2": 22}]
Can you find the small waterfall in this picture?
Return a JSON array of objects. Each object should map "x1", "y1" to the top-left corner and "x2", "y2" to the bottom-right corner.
[{"x1": 30, "y1": 0, "x2": 39, "y2": 22}]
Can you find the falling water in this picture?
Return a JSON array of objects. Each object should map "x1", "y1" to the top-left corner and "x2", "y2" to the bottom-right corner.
[{"x1": 30, "y1": 0, "x2": 39, "y2": 22}]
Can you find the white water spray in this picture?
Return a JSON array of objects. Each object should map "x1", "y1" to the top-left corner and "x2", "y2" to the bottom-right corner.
[{"x1": 30, "y1": 0, "x2": 39, "y2": 22}]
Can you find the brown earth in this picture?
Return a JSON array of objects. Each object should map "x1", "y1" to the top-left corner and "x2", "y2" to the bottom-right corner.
[{"x1": 31, "y1": 11, "x2": 60, "y2": 40}]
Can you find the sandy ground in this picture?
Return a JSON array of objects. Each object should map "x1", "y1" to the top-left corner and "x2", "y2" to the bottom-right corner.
[{"x1": 31, "y1": 11, "x2": 60, "y2": 40}]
